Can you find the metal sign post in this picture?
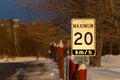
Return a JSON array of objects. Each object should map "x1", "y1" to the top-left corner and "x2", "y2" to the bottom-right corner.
[{"x1": 70, "y1": 18, "x2": 96, "y2": 80}]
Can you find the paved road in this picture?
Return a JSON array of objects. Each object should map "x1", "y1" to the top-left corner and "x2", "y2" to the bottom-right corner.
[{"x1": 0, "y1": 62, "x2": 29, "y2": 80}]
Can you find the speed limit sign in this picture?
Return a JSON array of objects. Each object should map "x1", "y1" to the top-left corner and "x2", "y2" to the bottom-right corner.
[{"x1": 71, "y1": 18, "x2": 96, "y2": 56}]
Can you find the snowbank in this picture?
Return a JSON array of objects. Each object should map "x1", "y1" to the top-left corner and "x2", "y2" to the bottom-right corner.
[
  {"x1": 0, "y1": 57, "x2": 44, "y2": 63},
  {"x1": 0, "y1": 55, "x2": 119, "y2": 80},
  {"x1": 23, "y1": 59, "x2": 59, "y2": 80},
  {"x1": 87, "y1": 55, "x2": 120, "y2": 80}
]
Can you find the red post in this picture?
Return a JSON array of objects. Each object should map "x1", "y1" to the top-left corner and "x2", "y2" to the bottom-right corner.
[
  {"x1": 53, "y1": 43, "x2": 57, "y2": 61},
  {"x1": 49, "y1": 43, "x2": 53, "y2": 58},
  {"x1": 69, "y1": 59, "x2": 78, "y2": 80},
  {"x1": 77, "y1": 64, "x2": 87, "y2": 80},
  {"x1": 58, "y1": 40, "x2": 64, "y2": 80},
  {"x1": 50, "y1": 42, "x2": 54, "y2": 58},
  {"x1": 56, "y1": 45, "x2": 59, "y2": 64}
]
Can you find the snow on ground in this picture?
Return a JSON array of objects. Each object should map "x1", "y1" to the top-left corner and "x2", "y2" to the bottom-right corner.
[
  {"x1": 23, "y1": 58, "x2": 59, "y2": 80},
  {"x1": 87, "y1": 55, "x2": 120, "y2": 80},
  {"x1": 0, "y1": 55, "x2": 120, "y2": 80},
  {"x1": 9, "y1": 58, "x2": 59, "y2": 80},
  {"x1": 0, "y1": 57, "x2": 38, "y2": 63},
  {"x1": 0, "y1": 57, "x2": 59, "y2": 80}
]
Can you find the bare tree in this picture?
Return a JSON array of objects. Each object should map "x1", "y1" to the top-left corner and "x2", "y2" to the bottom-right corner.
[
  {"x1": 24, "y1": 21, "x2": 60, "y2": 58},
  {"x1": 15, "y1": 0, "x2": 120, "y2": 67}
]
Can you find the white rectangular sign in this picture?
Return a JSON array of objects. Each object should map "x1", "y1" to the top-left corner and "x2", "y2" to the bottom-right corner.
[{"x1": 71, "y1": 18, "x2": 96, "y2": 56}]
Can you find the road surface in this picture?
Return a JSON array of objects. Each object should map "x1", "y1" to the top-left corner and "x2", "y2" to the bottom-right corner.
[{"x1": 0, "y1": 62, "x2": 29, "y2": 80}]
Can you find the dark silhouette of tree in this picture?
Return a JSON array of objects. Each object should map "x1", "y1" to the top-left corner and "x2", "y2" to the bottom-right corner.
[
  {"x1": 0, "y1": 26, "x2": 13, "y2": 57},
  {"x1": 15, "y1": 0, "x2": 120, "y2": 67},
  {"x1": 27, "y1": 21, "x2": 60, "y2": 58},
  {"x1": 18, "y1": 22, "x2": 60, "y2": 58}
]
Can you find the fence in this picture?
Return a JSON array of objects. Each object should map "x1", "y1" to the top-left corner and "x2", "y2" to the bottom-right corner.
[{"x1": 49, "y1": 39, "x2": 87, "y2": 80}]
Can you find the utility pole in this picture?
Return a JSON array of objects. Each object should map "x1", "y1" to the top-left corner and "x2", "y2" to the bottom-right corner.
[{"x1": 13, "y1": 19, "x2": 20, "y2": 57}]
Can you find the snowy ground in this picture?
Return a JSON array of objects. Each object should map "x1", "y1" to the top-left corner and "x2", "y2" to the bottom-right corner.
[
  {"x1": 9, "y1": 58, "x2": 59, "y2": 80},
  {"x1": 87, "y1": 55, "x2": 120, "y2": 80},
  {"x1": 0, "y1": 57, "x2": 59, "y2": 80},
  {"x1": 22, "y1": 58, "x2": 59, "y2": 80},
  {"x1": 0, "y1": 55, "x2": 120, "y2": 80}
]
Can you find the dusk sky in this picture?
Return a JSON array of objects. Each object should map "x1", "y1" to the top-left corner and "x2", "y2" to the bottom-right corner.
[{"x1": 0, "y1": 0, "x2": 36, "y2": 22}]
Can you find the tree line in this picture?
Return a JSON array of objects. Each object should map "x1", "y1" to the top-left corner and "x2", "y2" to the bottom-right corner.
[
  {"x1": 0, "y1": 21, "x2": 60, "y2": 59},
  {"x1": 6, "y1": 0, "x2": 120, "y2": 67}
]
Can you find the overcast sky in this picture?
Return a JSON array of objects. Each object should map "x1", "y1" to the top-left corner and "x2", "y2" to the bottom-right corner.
[{"x1": 0, "y1": 0, "x2": 36, "y2": 22}]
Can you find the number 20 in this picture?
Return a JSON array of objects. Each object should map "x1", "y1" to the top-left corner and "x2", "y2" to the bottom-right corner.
[{"x1": 74, "y1": 32, "x2": 93, "y2": 45}]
